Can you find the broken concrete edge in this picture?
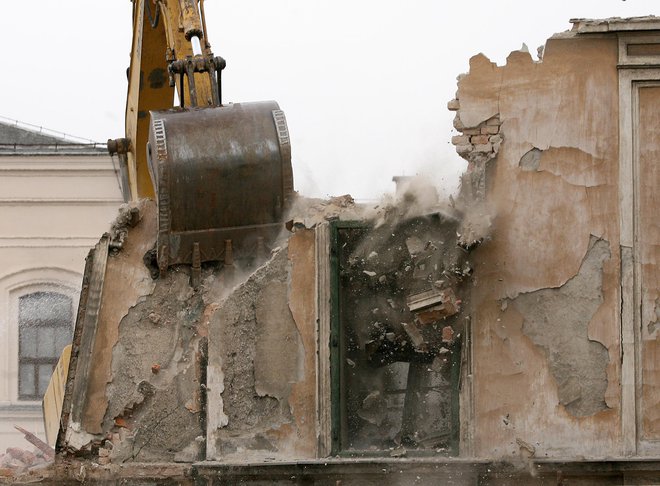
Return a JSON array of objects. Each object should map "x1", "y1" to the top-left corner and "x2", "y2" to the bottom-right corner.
[
  {"x1": 56, "y1": 201, "x2": 161, "y2": 457},
  {"x1": 56, "y1": 237, "x2": 108, "y2": 456},
  {"x1": 448, "y1": 32, "x2": 561, "y2": 153},
  {"x1": 450, "y1": 16, "x2": 660, "y2": 138},
  {"x1": 286, "y1": 190, "x2": 464, "y2": 238}
]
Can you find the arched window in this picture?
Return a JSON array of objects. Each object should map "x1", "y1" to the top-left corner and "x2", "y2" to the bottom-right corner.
[{"x1": 18, "y1": 291, "x2": 73, "y2": 401}]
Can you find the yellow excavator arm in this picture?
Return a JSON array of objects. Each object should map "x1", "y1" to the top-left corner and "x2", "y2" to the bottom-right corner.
[
  {"x1": 108, "y1": 0, "x2": 293, "y2": 281},
  {"x1": 109, "y1": 0, "x2": 219, "y2": 201}
]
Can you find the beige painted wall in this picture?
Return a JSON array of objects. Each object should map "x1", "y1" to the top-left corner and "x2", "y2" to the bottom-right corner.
[
  {"x1": 454, "y1": 27, "x2": 660, "y2": 459},
  {"x1": 0, "y1": 154, "x2": 122, "y2": 450}
]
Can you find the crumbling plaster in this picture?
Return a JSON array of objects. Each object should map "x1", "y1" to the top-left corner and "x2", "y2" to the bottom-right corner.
[
  {"x1": 452, "y1": 33, "x2": 622, "y2": 458},
  {"x1": 510, "y1": 236, "x2": 611, "y2": 418},
  {"x1": 84, "y1": 201, "x2": 157, "y2": 436},
  {"x1": 60, "y1": 201, "x2": 210, "y2": 462},
  {"x1": 206, "y1": 229, "x2": 317, "y2": 461},
  {"x1": 61, "y1": 203, "x2": 319, "y2": 464}
]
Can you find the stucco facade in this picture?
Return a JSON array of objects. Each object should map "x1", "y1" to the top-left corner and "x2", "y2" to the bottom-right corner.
[
  {"x1": 0, "y1": 122, "x2": 122, "y2": 450},
  {"x1": 449, "y1": 17, "x2": 660, "y2": 462}
]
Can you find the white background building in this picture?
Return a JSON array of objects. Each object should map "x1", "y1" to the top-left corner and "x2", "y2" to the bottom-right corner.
[{"x1": 0, "y1": 121, "x2": 122, "y2": 450}]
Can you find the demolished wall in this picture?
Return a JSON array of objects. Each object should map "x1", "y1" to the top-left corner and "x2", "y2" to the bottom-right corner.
[
  {"x1": 55, "y1": 176, "x2": 479, "y2": 469},
  {"x1": 59, "y1": 202, "x2": 319, "y2": 463},
  {"x1": 61, "y1": 201, "x2": 209, "y2": 462},
  {"x1": 206, "y1": 229, "x2": 318, "y2": 461},
  {"x1": 450, "y1": 34, "x2": 623, "y2": 457},
  {"x1": 27, "y1": 16, "x2": 660, "y2": 485}
]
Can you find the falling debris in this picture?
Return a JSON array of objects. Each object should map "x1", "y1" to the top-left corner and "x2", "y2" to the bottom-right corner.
[
  {"x1": 407, "y1": 287, "x2": 460, "y2": 324},
  {"x1": 333, "y1": 178, "x2": 480, "y2": 452}
]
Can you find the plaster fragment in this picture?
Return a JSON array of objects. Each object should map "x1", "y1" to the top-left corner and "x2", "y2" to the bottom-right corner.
[
  {"x1": 519, "y1": 148, "x2": 542, "y2": 172},
  {"x1": 518, "y1": 146, "x2": 606, "y2": 186},
  {"x1": 456, "y1": 144, "x2": 472, "y2": 155}
]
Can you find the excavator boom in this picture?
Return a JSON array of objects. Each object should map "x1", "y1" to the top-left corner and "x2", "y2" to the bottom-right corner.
[{"x1": 109, "y1": 0, "x2": 293, "y2": 274}]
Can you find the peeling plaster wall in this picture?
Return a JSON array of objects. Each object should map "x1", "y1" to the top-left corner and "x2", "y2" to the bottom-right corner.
[
  {"x1": 102, "y1": 269, "x2": 206, "y2": 463},
  {"x1": 511, "y1": 236, "x2": 611, "y2": 418},
  {"x1": 453, "y1": 35, "x2": 623, "y2": 457},
  {"x1": 206, "y1": 229, "x2": 317, "y2": 461},
  {"x1": 62, "y1": 207, "x2": 318, "y2": 464},
  {"x1": 62, "y1": 201, "x2": 210, "y2": 462},
  {"x1": 83, "y1": 201, "x2": 157, "y2": 436}
]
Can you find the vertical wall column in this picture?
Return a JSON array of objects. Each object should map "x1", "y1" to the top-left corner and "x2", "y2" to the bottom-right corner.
[{"x1": 618, "y1": 34, "x2": 660, "y2": 456}]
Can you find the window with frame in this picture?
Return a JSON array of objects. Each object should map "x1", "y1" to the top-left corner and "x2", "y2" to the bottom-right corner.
[
  {"x1": 18, "y1": 291, "x2": 73, "y2": 401},
  {"x1": 330, "y1": 219, "x2": 465, "y2": 456}
]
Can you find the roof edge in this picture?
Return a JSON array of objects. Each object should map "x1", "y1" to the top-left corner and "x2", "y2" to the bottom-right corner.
[{"x1": 570, "y1": 16, "x2": 660, "y2": 34}]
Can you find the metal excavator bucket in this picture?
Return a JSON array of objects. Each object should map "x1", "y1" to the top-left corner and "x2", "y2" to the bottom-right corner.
[{"x1": 147, "y1": 101, "x2": 294, "y2": 276}]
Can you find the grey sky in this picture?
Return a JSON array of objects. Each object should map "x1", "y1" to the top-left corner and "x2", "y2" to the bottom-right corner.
[{"x1": 1, "y1": 1, "x2": 656, "y2": 199}]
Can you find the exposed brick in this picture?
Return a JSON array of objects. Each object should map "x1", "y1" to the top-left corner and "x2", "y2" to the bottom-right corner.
[
  {"x1": 462, "y1": 128, "x2": 481, "y2": 135},
  {"x1": 481, "y1": 125, "x2": 499, "y2": 135},
  {"x1": 455, "y1": 144, "x2": 472, "y2": 154},
  {"x1": 486, "y1": 116, "x2": 500, "y2": 126},
  {"x1": 451, "y1": 135, "x2": 469, "y2": 145},
  {"x1": 453, "y1": 114, "x2": 465, "y2": 130},
  {"x1": 473, "y1": 143, "x2": 493, "y2": 153},
  {"x1": 447, "y1": 99, "x2": 460, "y2": 111},
  {"x1": 470, "y1": 135, "x2": 489, "y2": 145},
  {"x1": 6, "y1": 448, "x2": 36, "y2": 465}
]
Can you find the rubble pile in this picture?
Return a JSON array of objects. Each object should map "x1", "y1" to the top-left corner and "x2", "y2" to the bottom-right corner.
[
  {"x1": 0, "y1": 446, "x2": 51, "y2": 478},
  {"x1": 0, "y1": 427, "x2": 54, "y2": 481}
]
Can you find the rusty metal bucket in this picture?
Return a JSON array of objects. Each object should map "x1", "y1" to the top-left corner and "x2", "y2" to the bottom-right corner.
[{"x1": 147, "y1": 101, "x2": 293, "y2": 274}]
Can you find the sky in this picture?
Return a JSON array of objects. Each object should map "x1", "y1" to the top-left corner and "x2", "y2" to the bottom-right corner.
[{"x1": 1, "y1": 1, "x2": 657, "y2": 200}]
